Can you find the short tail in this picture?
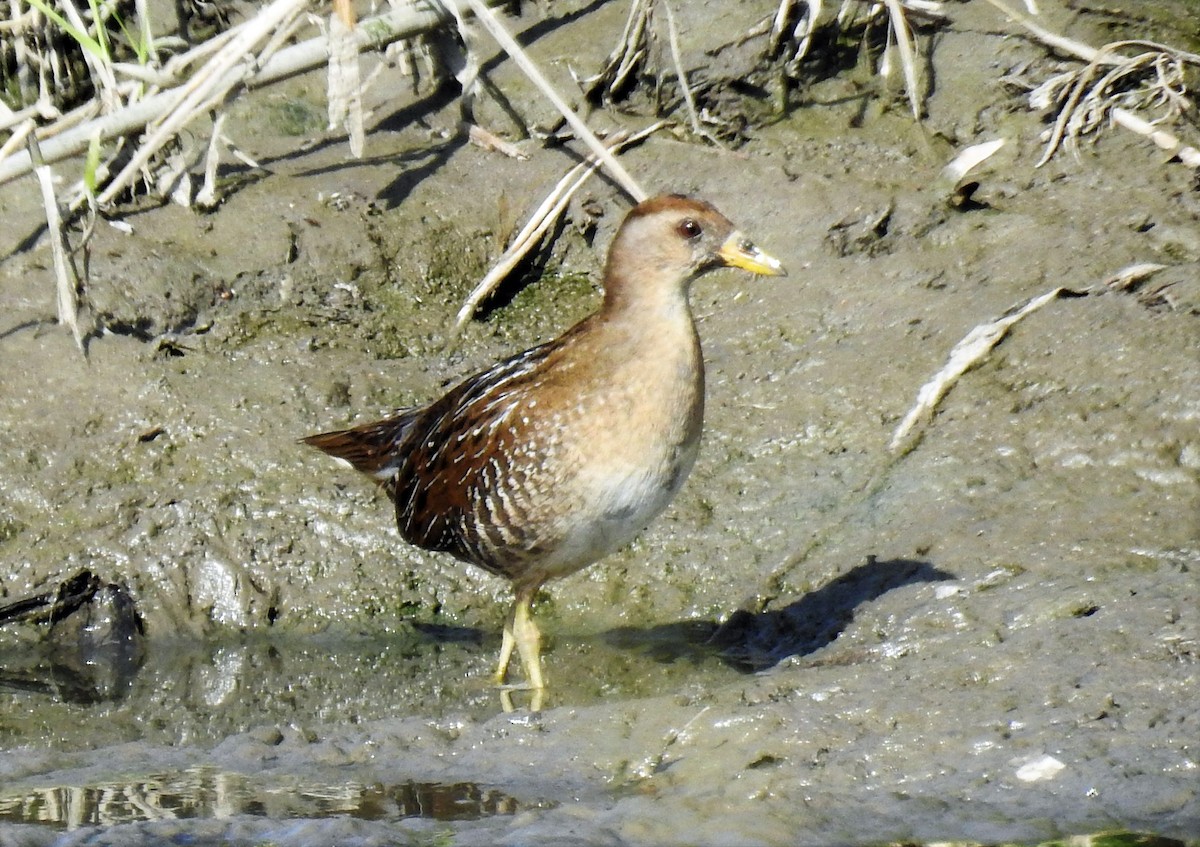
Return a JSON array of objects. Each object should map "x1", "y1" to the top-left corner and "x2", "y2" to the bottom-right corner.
[{"x1": 301, "y1": 410, "x2": 420, "y2": 482}]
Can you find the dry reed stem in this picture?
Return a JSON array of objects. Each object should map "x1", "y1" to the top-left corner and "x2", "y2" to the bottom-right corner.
[
  {"x1": 1, "y1": 101, "x2": 58, "y2": 134},
  {"x1": 578, "y1": 0, "x2": 652, "y2": 102},
  {"x1": 93, "y1": 0, "x2": 310, "y2": 206},
  {"x1": 771, "y1": 0, "x2": 942, "y2": 82},
  {"x1": 57, "y1": 0, "x2": 121, "y2": 113},
  {"x1": 0, "y1": 1, "x2": 498, "y2": 188},
  {"x1": 326, "y1": 0, "x2": 364, "y2": 158},
  {"x1": 451, "y1": 121, "x2": 666, "y2": 338},
  {"x1": 332, "y1": 0, "x2": 355, "y2": 27},
  {"x1": 0, "y1": 118, "x2": 37, "y2": 163},
  {"x1": 770, "y1": 0, "x2": 820, "y2": 62},
  {"x1": 27, "y1": 135, "x2": 86, "y2": 354},
  {"x1": 983, "y1": 0, "x2": 1200, "y2": 168},
  {"x1": 881, "y1": 0, "x2": 922, "y2": 120},
  {"x1": 1111, "y1": 107, "x2": 1200, "y2": 168},
  {"x1": 196, "y1": 109, "x2": 227, "y2": 209},
  {"x1": 326, "y1": 10, "x2": 365, "y2": 158},
  {"x1": 980, "y1": 0, "x2": 1100, "y2": 63},
  {"x1": 661, "y1": 0, "x2": 726, "y2": 148}
]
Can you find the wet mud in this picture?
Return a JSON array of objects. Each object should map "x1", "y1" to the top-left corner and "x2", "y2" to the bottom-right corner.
[{"x1": 0, "y1": 0, "x2": 1197, "y2": 844}]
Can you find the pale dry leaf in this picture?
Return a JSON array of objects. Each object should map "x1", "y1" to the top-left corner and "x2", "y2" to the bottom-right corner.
[{"x1": 890, "y1": 287, "x2": 1079, "y2": 454}]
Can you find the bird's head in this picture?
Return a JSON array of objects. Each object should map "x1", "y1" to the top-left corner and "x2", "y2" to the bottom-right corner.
[{"x1": 602, "y1": 194, "x2": 786, "y2": 311}]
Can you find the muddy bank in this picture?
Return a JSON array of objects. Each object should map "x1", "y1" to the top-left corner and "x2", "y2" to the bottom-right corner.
[{"x1": 1, "y1": 0, "x2": 1198, "y2": 843}]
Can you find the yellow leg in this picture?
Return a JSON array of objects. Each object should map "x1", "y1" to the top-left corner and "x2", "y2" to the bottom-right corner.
[
  {"x1": 493, "y1": 588, "x2": 546, "y2": 692},
  {"x1": 495, "y1": 607, "x2": 517, "y2": 685},
  {"x1": 512, "y1": 590, "x2": 545, "y2": 691}
]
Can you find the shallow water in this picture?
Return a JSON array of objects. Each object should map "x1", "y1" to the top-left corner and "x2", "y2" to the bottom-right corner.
[{"x1": 0, "y1": 626, "x2": 740, "y2": 750}]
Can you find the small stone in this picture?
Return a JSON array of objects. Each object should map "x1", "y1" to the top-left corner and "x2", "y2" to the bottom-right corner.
[{"x1": 1015, "y1": 754, "x2": 1066, "y2": 782}]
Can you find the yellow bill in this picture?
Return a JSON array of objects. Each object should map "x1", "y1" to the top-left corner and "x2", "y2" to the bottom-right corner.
[{"x1": 718, "y1": 231, "x2": 788, "y2": 276}]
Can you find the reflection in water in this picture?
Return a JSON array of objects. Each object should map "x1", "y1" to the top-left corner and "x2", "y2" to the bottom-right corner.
[
  {"x1": 0, "y1": 560, "x2": 949, "y2": 751},
  {"x1": 0, "y1": 570, "x2": 145, "y2": 704},
  {"x1": 0, "y1": 626, "x2": 741, "y2": 750},
  {"x1": 0, "y1": 768, "x2": 532, "y2": 830}
]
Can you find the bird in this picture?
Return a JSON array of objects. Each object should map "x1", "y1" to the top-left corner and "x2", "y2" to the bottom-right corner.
[{"x1": 303, "y1": 194, "x2": 785, "y2": 692}]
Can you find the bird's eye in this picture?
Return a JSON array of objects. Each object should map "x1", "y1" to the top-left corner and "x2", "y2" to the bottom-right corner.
[{"x1": 676, "y1": 218, "x2": 702, "y2": 239}]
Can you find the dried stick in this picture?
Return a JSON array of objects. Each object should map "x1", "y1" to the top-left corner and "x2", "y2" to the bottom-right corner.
[
  {"x1": 196, "y1": 109, "x2": 228, "y2": 209},
  {"x1": 58, "y1": 0, "x2": 121, "y2": 112},
  {"x1": 452, "y1": 121, "x2": 665, "y2": 336},
  {"x1": 327, "y1": 8, "x2": 365, "y2": 158},
  {"x1": 94, "y1": 0, "x2": 310, "y2": 206},
  {"x1": 460, "y1": 0, "x2": 649, "y2": 203},
  {"x1": 0, "y1": 118, "x2": 37, "y2": 164},
  {"x1": 1, "y1": 101, "x2": 59, "y2": 134},
  {"x1": 581, "y1": 0, "x2": 652, "y2": 101},
  {"x1": 771, "y1": 0, "x2": 821, "y2": 70},
  {"x1": 661, "y1": 0, "x2": 724, "y2": 148},
  {"x1": 980, "y1": 0, "x2": 1102, "y2": 63}
]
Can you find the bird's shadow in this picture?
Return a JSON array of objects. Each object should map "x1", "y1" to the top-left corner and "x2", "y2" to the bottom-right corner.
[{"x1": 603, "y1": 556, "x2": 956, "y2": 673}]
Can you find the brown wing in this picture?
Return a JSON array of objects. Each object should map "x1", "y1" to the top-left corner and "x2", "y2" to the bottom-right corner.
[{"x1": 391, "y1": 340, "x2": 560, "y2": 573}]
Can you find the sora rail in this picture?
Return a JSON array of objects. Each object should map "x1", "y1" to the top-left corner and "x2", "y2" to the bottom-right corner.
[{"x1": 304, "y1": 195, "x2": 785, "y2": 691}]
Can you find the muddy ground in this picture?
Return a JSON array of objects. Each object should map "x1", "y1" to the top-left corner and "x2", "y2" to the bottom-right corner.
[{"x1": 0, "y1": 0, "x2": 1197, "y2": 844}]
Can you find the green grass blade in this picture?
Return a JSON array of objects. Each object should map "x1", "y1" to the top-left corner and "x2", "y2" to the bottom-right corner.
[{"x1": 83, "y1": 132, "x2": 102, "y2": 198}]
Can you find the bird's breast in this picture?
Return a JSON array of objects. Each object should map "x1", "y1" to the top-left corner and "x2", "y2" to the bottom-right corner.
[{"x1": 523, "y1": 317, "x2": 704, "y2": 570}]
